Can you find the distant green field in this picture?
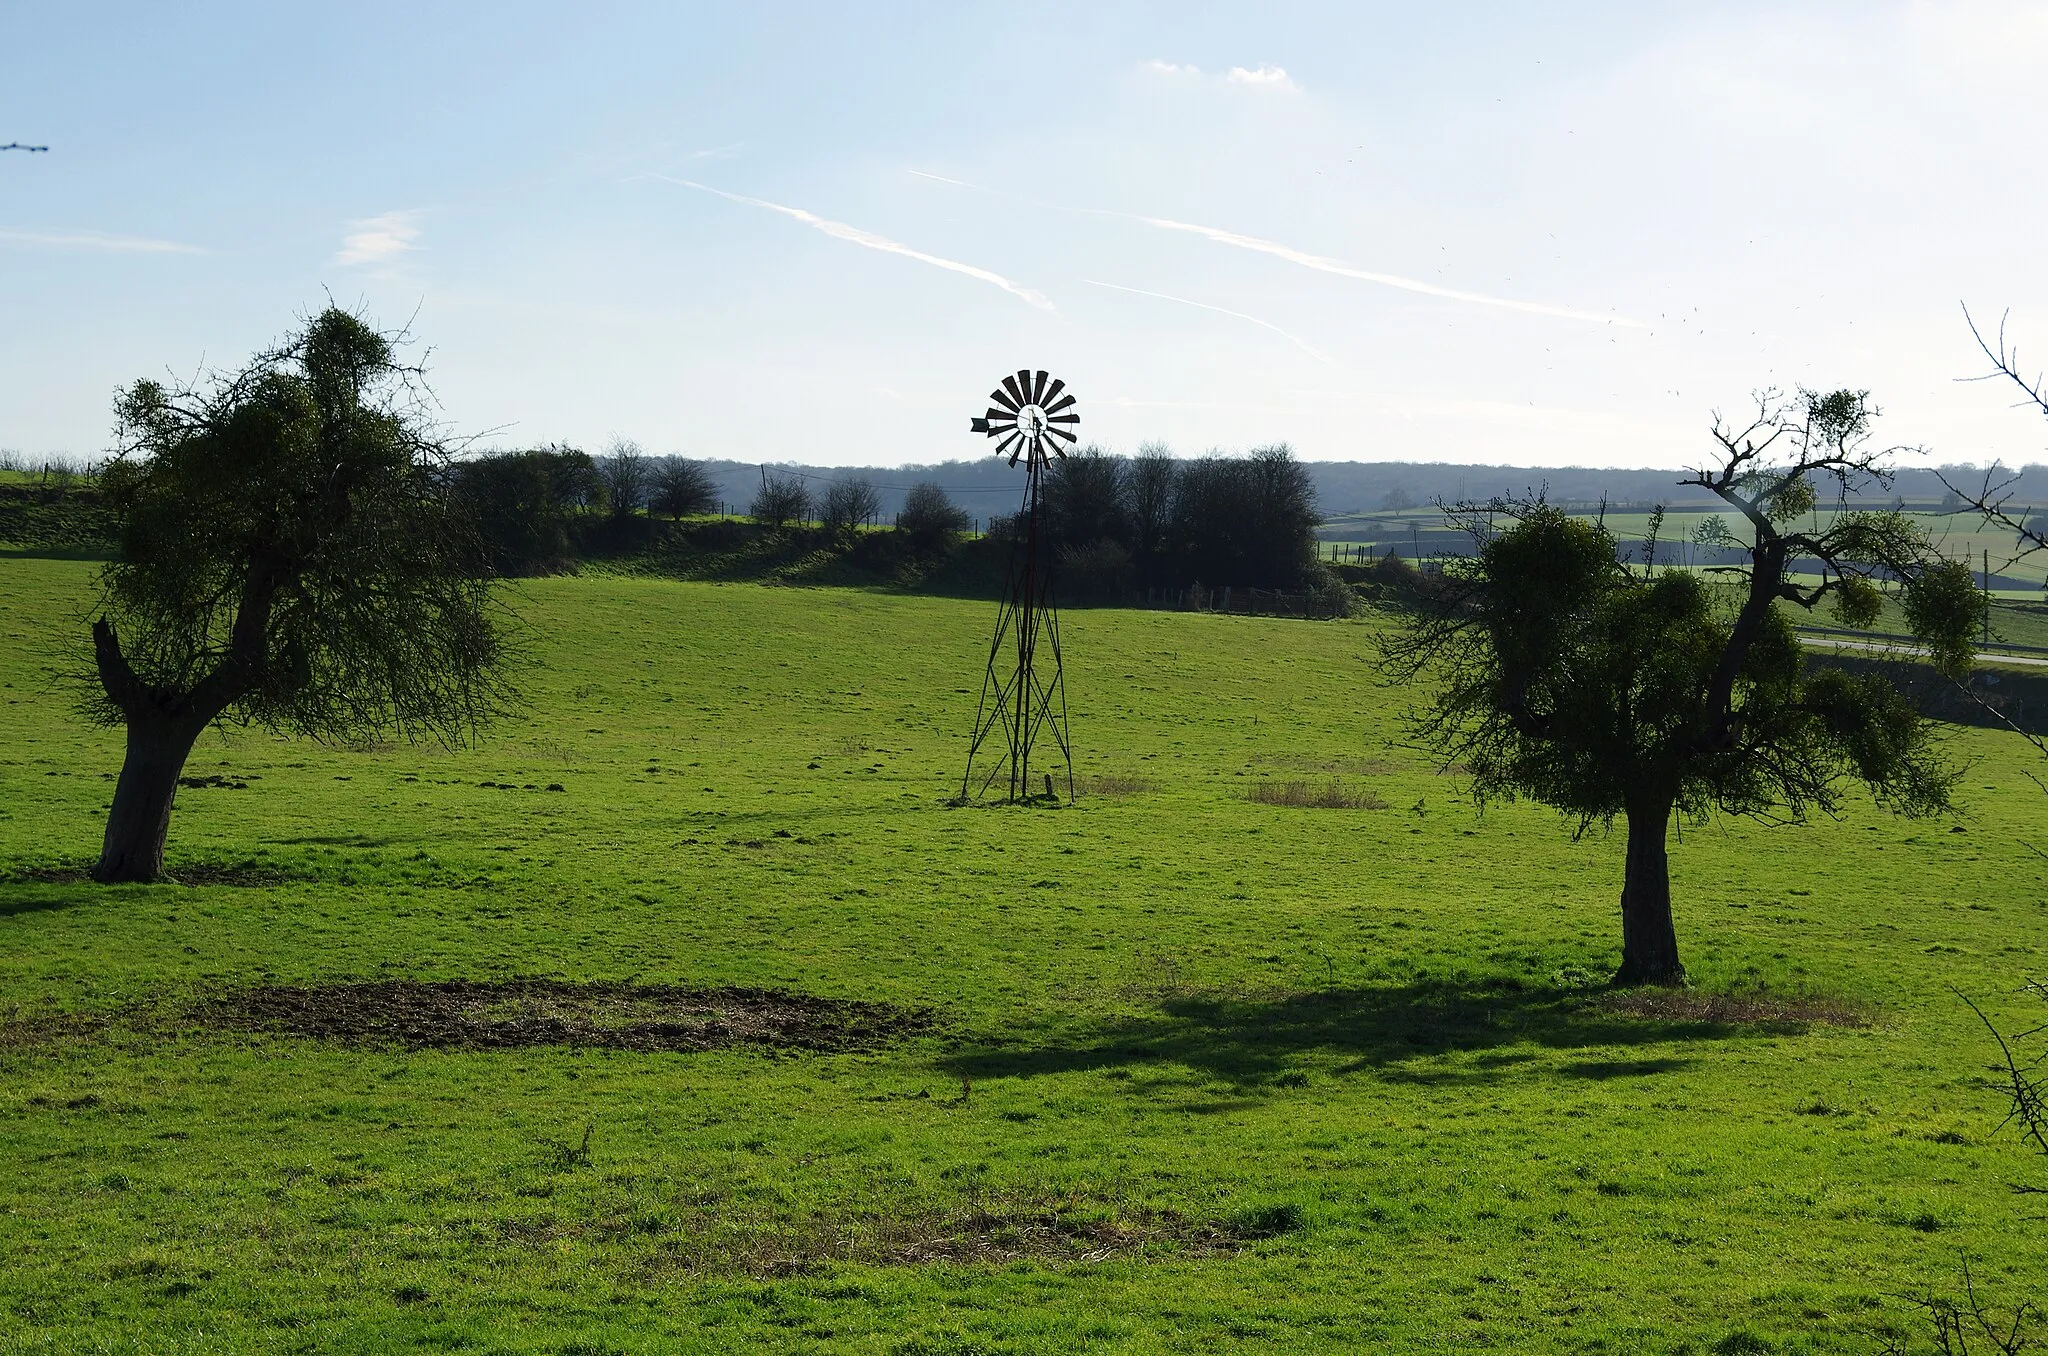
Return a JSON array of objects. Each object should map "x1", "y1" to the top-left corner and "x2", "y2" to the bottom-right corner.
[
  {"x1": 1322, "y1": 508, "x2": 2048, "y2": 589},
  {"x1": 4, "y1": 559, "x2": 2047, "y2": 1353}
]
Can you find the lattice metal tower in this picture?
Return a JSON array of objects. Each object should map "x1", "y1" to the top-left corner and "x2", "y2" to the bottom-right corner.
[{"x1": 959, "y1": 369, "x2": 1079, "y2": 803}]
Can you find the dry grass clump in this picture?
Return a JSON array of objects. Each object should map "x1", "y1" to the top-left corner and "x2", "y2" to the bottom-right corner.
[
  {"x1": 1245, "y1": 780, "x2": 1389, "y2": 810},
  {"x1": 1251, "y1": 754, "x2": 1399, "y2": 777},
  {"x1": 1076, "y1": 773, "x2": 1154, "y2": 798},
  {"x1": 1599, "y1": 987, "x2": 1869, "y2": 1028}
]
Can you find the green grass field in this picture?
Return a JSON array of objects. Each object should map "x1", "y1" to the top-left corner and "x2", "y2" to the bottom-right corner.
[{"x1": 4, "y1": 558, "x2": 2048, "y2": 1353}]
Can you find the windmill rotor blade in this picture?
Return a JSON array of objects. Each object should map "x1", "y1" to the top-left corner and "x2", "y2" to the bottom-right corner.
[
  {"x1": 984, "y1": 407, "x2": 1018, "y2": 427},
  {"x1": 1046, "y1": 412, "x2": 1079, "y2": 425},
  {"x1": 1014, "y1": 370, "x2": 1034, "y2": 406},
  {"x1": 1002, "y1": 374, "x2": 1028, "y2": 407},
  {"x1": 1041, "y1": 377, "x2": 1066, "y2": 406},
  {"x1": 1044, "y1": 392, "x2": 1076, "y2": 415},
  {"x1": 1046, "y1": 424, "x2": 1079, "y2": 444},
  {"x1": 1030, "y1": 370, "x2": 1049, "y2": 404},
  {"x1": 990, "y1": 386, "x2": 1021, "y2": 412},
  {"x1": 995, "y1": 430, "x2": 1022, "y2": 457}
]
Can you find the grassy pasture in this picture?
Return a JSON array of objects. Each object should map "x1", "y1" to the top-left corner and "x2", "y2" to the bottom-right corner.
[{"x1": 3, "y1": 557, "x2": 2048, "y2": 1353}]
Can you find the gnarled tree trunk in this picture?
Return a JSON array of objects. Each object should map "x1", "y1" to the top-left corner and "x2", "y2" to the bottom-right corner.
[
  {"x1": 94, "y1": 713, "x2": 206, "y2": 883},
  {"x1": 1614, "y1": 793, "x2": 1684, "y2": 986},
  {"x1": 89, "y1": 617, "x2": 254, "y2": 884}
]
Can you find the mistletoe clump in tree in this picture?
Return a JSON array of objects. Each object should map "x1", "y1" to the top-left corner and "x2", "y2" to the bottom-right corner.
[
  {"x1": 84, "y1": 307, "x2": 515, "y2": 883},
  {"x1": 1385, "y1": 389, "x2": 1982, "y2": 985}
]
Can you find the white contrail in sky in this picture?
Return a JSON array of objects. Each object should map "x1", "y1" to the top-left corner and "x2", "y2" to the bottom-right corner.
[
  {"x1": 904, "y1": 167, "x2": 1643, "y2": 328},
  {"x1": 904, "y1": 168, "x2": 976, "y2": 188},
  {"x1": 1081, "y1": 279, "x2": 1334, "y2": 365},
  {"x1": 653, "y1": 175, "x2": 1054, "y2": 312},
  {"x1": 0, "y1": 229, "x2": 201, "y2": 254},
  {"x1": 1126, "y1": 213, "x2": 1646, "y2": 328}
]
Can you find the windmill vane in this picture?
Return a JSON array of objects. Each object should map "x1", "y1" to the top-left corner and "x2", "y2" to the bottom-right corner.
[
  {"x1": 958, "y1": 369, "x2": 1077, "y2": 805},
  {"x1": 969, "y1": 368, "x2": 1080, "y2": 467}
]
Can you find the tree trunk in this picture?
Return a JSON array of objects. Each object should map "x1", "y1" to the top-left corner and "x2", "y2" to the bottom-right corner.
[
  {"x1": 1614, "y1": 795, "x2": 1685, "y2": 986},
  {"x1": 92, "y1": 715, "x2": 203, "y2": 883}
]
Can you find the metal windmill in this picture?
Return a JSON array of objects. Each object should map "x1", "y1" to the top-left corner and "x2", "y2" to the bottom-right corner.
[{"x1": 959, "y1": 369, "x2": 1079, "y2": 803}]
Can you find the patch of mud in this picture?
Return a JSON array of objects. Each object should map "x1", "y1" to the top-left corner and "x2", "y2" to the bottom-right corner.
[
  {"x1": 0, "y1": 1006, "x2": 112, "y2": 1053},
  {"x1": 598, "y1": 1193, "x2": 1294, "y2": 1277},
  {"x1": 1599, "y1": 988, "x2": 1868, "y2": 1028},
  {"x1": 188, "y1": 979, "x2": 935, "y2": 1053}
]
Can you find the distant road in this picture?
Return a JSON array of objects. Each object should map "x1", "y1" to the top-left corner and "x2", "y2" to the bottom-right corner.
[{"x1": 1798, "y1": 633, "x2": 2048, "y2": 670}]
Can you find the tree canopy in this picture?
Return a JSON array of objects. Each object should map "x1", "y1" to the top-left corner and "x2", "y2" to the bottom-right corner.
[{"x1": 85, "y1": 306, "x2": 515, "y2": 881}]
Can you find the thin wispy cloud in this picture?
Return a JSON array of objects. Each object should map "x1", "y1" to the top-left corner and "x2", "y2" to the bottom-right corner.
[
  {"x1": 0, "y1": 229, "x2": 200, "y2": 254},
  {"x1": 1082, "y1": 279, "x2": 1332, "y2": 365},
  {"x1": 1127, "y1": 214, "x2": 1646, "y2": 328},
  {"x1": 1142, "y1": 60, "x2": 1300, "y2": 91},
  {"x1": 652, "y1": 175, "x2": 1054, "y2": 312},
  {"x1": 1225, "y1": 64, "x2": 1298, "y2": 90},
  {"x1": 334, "y1": 211, "x2": 422, "y2": 267}
]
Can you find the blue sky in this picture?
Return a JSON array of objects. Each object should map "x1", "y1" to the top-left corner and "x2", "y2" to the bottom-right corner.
[{"x1": 4, "y1": 3, "x2": 2046, "y2": 468}]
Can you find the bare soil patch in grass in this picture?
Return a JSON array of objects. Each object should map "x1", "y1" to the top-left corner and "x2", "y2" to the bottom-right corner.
[
  {"x1": 187, "y1": 979, "x2": 936, "y2": 1053},
  {"x1": 0, "y1": 1005, "x2": 112, "y2": 1052},
  {"x1": 1598, "y1": 987, "x2": 1869, "y2": 1028},
  {"x1": 601, "y1": 1191, "x2": 1297, "y2": 1278},
  {"x1": 1245, "y1": 779, "x2": 1389, "y2": 810}
]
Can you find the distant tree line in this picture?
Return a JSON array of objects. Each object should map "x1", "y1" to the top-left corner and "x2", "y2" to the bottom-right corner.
[{"x1": 448, "y1": 440, "x2": 1324, "y2": 592}]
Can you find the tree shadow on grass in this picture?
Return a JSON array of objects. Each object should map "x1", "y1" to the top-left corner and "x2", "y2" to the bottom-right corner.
[
  {"x1": 0, "y1": 889, "x2": 87, "y2": 919},
  {"x1": 940, "y1": 980, "x2": 1763, "y2": 1089}
]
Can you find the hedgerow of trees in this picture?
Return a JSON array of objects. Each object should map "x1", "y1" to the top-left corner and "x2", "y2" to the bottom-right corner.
[
  {"x1": 650, "y1": 458, "x2": 718, "y2": 520},
  {"x1": 1043, "y1": 443, "x2": 1324, "y2": 594},
  {"x1": 897, "y1": 481, "x2": 970, "y2": 545},
  {"x1": 453, "y1": 446, "x2": 603, "y2": 575},
  {"x1": 599, "y1": 438, "x2": 648, "y2": 517},
  {"x1": 440, "y1": 442, "x2": 1325, "y2": 592},
  {"x1": 820, "y1": 478, "x2": 882, "y2": 537},
  {"x1": 750, "y1": 471, "x2": 811, "y2": 530}
]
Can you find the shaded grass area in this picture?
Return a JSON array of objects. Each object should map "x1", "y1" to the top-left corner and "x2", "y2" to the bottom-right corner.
[
  {"x1": 940, "y1": 978, "x2": 1848, "y2": 1089},
  {"x1": 3, "y1": 558, "x2": 2048, "y2": 1351}
]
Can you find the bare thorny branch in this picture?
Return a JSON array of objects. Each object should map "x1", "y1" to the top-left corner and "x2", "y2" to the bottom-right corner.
[
  {"x1": 1953, "y1": 985, "x2": 2048, "y2": 1179},
  {"x1": 1884, "y1": 1257, "x2": 2042, "y2": 1355},
  {"x1": 1939, "y1": 306, "x2": 2048, "y2": 572}
]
